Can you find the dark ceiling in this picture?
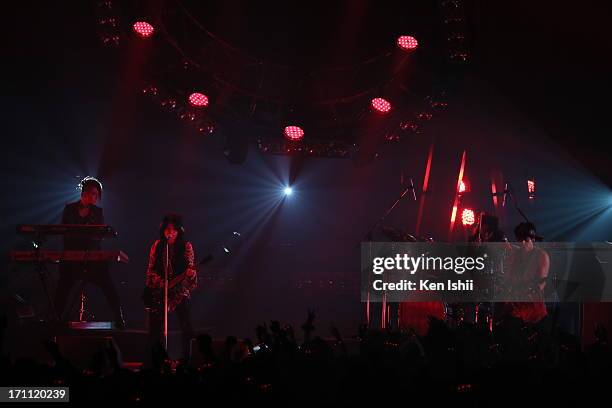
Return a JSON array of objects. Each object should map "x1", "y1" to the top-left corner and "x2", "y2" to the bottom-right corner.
[
  {"x1": 467, "y1": 0, "x2": 611, "y2": 186},
  {"x1": 3, "y1": 0, "x2": 611, "y2": 185}
]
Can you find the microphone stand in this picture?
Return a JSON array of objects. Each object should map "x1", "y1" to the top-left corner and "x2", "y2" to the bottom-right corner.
[
  {"x1": 362, "y1": 180, "x2": 417, "y2": 242},
  {"x1": 503, "y1": 183, "x2": 531, "y2": 223},
  {"x1": 164, "y1": 242, "x2": 169, "y2": 351},
  {"x1": 473, "y1": 211, "x2": 486, "y2": 325},
  {"x1": 476, "y1": 211, "x2": 484, "y2": 242},
  {"x1": 362, "y1": 179, "x2": 416, "y2": 328}
]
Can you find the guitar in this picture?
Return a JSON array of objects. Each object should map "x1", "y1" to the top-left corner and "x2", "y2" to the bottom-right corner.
[{"x1": 143, "y1": 254, "x2": 213, "y2": 312}]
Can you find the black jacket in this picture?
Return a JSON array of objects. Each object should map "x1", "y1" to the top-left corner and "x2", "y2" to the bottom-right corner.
[{"x1": 61, "y1": 201, "x2": 105, "y2": 250}]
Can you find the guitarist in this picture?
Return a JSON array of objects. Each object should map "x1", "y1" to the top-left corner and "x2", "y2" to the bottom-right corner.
[{"x1": 144, "y1": 212, "x2": 197, "y2": 360}]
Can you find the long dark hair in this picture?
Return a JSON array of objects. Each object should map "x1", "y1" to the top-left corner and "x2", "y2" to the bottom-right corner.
[{"x1": 153, "y1": 212, "x2": 187, "y2": 274}]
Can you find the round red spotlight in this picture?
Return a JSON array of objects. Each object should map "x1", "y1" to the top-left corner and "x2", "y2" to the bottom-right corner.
[
  {"x1": 461, "y1": 208, "x2": 475, "y2": 226},
  {"x1": 371, "y1": 97, "x2": 392, "y2": 114},
  {"x1": 133, "y1": 21, "x2": 154, "y2": 38},
  {"x1": 284, "y1": 126, "x2": 304, "y2": 141},
  {"x1": 397, "y1": 35, "x2": 418, "y2": 51},
  {"x1": 188, "y1": 92, "x2": 209, "y2": 107}
]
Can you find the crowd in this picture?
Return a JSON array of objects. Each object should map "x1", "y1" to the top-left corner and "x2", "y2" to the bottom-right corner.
[{"x1": 1, "y1": 311, "x2": 610, "y2": 404}]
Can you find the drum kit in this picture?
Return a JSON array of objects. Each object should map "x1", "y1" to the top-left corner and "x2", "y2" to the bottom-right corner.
[
  {"x1": 377, "y1": 224, "x2": 500, "y2": 332},
  {"x1": 361, "y1": 180, "x2": 530, "y2": 332}
]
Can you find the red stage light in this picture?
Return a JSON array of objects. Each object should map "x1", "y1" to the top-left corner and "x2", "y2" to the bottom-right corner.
[
  {"x1": 188, "y1": 92, "x2": 209, "y2": 107},
  {"x1": 491, "y1": 181, "x2": 498, "y2": 207},
  {"x1": 458, "y1": 180, "x2": 467, "y2": 193},
  {"x1": 133, "y1": 21, "x2": 154, "y2": 38},
  {"x1": 527, "y1": 179, "x2": 535, "y2": 194},
  {"x1": 371, "y1": 97, "x2": 392, "y2": 114},
  {"x1": 461, "y1": 208, "x2": 475, "y2": 226},
  {"x1": 397, "y1": 35, "x2": 418, "y2": 51},
  {"x1": 284, "y1": 126, "x2": 304, "y2": 141},
  {"x1": 527, "y1": 179, "x2": 536, "y2": 200}
]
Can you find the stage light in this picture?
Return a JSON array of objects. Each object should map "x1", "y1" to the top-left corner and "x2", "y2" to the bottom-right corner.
[
  {"x1": 458, "y1": 180, "x2": 467, "y2": 193},
  {"x1": 371, "y1": 97, "x2": 392, "y2": 114},
  {"x1": 527, "y1": 179, "x2": 535, "y2": 193},
  {"x1": 284, "y1": 126, "x2": 304, "y2": 141},
  {"x1": 397, "y1": 35, "x2": 418, "y2": 51},
  {"x1": 283, "y1": 186, "x2": 293, "y2": 196},
  {"x1": 188, "y1": 92, "x2": 209, "y2": 107},
  {"x1": 527, "y1": 178, "x2": 536, "y2": 200},
  {"x1": 257, "y1": 138, "x2": 351, "y2": 158},
  {"x1": 461, "y1": 208, "x2": 475, "y2": 226},
  {"x1": 197, "y1": 122, "x2": 215, "y2": 134},
  {"x1": 133, "y1": 21, "x2": 154, "y2": 38}
]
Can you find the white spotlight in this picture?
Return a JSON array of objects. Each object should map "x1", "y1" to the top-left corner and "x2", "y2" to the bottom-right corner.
[{"x1": 283, "y1": 186, "x2": 293, "y2": 196}]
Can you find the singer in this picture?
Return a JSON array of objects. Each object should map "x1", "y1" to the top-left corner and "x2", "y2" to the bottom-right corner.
[{"x1": 144, "y1": 212, "x2": 197, "y2": 360}]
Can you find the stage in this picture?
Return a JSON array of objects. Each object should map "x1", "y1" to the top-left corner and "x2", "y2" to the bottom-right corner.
[{"x1": 1, "y1": 0, "x2": 611, "y2": 403}]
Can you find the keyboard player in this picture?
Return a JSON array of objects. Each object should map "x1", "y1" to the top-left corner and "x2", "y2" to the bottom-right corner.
[{"x1": 53, "y1": 177, "x2": 126, "y2": 328}]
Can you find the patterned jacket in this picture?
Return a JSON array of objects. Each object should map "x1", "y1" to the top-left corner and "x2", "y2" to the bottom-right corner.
[{"x1": 146, "y1": 239, "x2": 197, "y2": 311}]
